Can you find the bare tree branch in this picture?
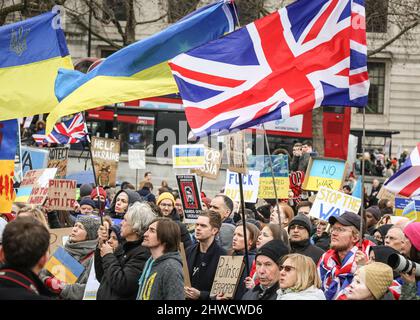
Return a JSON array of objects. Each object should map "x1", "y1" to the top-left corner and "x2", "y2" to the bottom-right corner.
[{"x1": 136, "y1": 13, "x2": 167, "y2": 25}]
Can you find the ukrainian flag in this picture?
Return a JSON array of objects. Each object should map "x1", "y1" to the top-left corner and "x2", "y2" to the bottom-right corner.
[
  {"x1": 46, "y1": 0, "x2": 237, "y2": 133},
  {"x1": 402, "y1": 200, "x2": 418, "y2": 221},
  {"x1": 0, "y1": 10, "x2": 73, "y2": 121},
  {"x1": 45, "y1": 247, "x2": 85, "y2": 284}
]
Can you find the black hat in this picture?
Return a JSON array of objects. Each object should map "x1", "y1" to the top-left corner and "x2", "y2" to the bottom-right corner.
[
  {"x1": 366, "y1": 206, "x2": 381, "y2": 221},
  {"x1": 288, "y1": 213, "x2": 312, "y2": 235},
  {"x1": 329, "y1": 211, "x2": 361, "y2": 230},
  {"x1": 79, "y1": 198, "x2": 96, "y2": 209},
  {"x1": 255, "y1": 239, "x2": 289, "y2": 264}
]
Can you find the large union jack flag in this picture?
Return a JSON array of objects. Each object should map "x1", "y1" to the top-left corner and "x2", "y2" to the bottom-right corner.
[
  {"x1": 169, "y1": 0, "x2": 369, "y2": 138},
  {"x1": 33, "y1": 113, "x2": 88, "y2": 144}
]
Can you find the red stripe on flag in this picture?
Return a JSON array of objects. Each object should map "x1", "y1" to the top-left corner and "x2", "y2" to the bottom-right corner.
[
  {"x1": 399, "y1": 176, "x2": 420, "y2": 197},
  {"x1": 350, "y1": 71, "x2": 368, "y2": 85},
  {"x1": 169, "y1": 63, "x2": 245, "y2": 88},
  {"x1": 350, "y1": 13, "x2": 367, "y2": 45},
  {"x1": 303, "y1": 0, "x2": 339, "y2": 44}
]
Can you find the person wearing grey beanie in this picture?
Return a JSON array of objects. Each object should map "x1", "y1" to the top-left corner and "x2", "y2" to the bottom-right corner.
[
  {"x1": 40, "y1": 215, "x2": 99, "y2": 300},
  {"x1": 288, "y1": 214, "x2": 325, "y2": 264}
]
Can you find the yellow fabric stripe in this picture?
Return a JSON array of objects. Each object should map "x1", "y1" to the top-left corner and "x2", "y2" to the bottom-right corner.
[
  {"x1": 45, "y1": 256, "x2": 78, "y2": 284},
  {"x1": 46, "y1": 62, "x2": 178, "y2": 133},
  {"x1": 0, "y1": 56, "x2": 73, "y2": 120},
  {"x1": 0, "y1": 160, "x2": 15, "y2": 212}
]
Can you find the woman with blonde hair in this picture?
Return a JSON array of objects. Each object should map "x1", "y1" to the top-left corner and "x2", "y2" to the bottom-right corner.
[
  {"x1": 276, "y1": 253, "x2": 325, "y2": 300},
  {"x1": 17, "y1": 206, "x2": 49, "y2": 229}
]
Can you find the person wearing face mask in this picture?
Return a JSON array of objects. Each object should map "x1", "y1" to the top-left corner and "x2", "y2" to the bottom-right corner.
[
  {"x1": 106, "y1": 189, "x2": 141, "y2": 219},
  {"x1": 40, "y1": 215, "x2": 100, "y2": 300}
]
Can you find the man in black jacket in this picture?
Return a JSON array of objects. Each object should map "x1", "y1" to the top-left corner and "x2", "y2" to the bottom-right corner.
[
  {"x1": 0, "y1": 217, "x2": 54, "y2": 300},
  {"x1": 288, "y1": 214, "x2": 325, "y2": 265},
  {"x1": 185, "y1": 210, "x2": 226, "y2": 300}
]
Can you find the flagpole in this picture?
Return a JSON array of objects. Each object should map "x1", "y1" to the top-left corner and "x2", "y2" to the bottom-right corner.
[
  {"x1": 262, "y1": 124, "x2": 282, "y2": 226},
  {"x1": 360, "y1": 107, "x2": 366, "y2": 244},
  {"x1": 238, "y1": 172, "x2": 250, "y2": 276}
]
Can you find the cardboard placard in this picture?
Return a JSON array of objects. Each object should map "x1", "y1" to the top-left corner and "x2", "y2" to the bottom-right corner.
[
  {"x1": 172, "y1": 144, "x2": 205, "y2": 169},
  {"x1": 309, "y1": 187, "x2": 361, "y2": 221},
  {"x1": 224, "y1": 170, "x2": 260, "y2": 203},
  {"x1": 302, "y1": 157, "x2": 347, "y2": 192},
  {"x1": 227, "y1": 131, "x2": 247, "y2": 174},
  {"x1": 0, "y1": 160, "x2": 16, "y2": 213},
  {"x1": 15, "y1": 168, "x2": 57, "y2": 203},
  {"x1": 49, "y1": 227, "x2": 73, "y2": 254},
  {"x1": 128, "y1": 149, "x2": 146, "y2": 170},
  {"x1": 91, "y1": 137, "x2": 120, "y2": 187},
  {"x1": 83, "y1": 258, "x2": 100, "y2": 300},
  {"x1": 47, "y1": 146, "x2": 69, "y2": 179},
  {"x1": 376, "y1": 185, "x2": 396, "y2": 205},
  {"x1": 28, "y1": 185, "x2": 49, "y2": 206},
  {"x1": 210, "y1": 256, "x2": 244, "y2": 299},
  {"x1": 179, "y1": 242, "x2": 191, "y2": 288},
  {"x1": 47, "y1": 179, "x2": 77, "y2": 210},
  {"x1": 176, "y1": 174, "x2": 203, "y2": 223},
  {"x1": 248, "y1": 155, "x2": 289, "y2": 199},
  {"x1": 191, "y1": 147, "x2": 222, "y2": 180}
]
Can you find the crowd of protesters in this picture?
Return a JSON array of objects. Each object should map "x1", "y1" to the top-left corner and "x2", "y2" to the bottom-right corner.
[{"x1": 1, "y1": 153, "x2": 419, "y2": 301}]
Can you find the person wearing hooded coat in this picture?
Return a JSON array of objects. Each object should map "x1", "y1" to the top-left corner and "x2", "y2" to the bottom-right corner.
[
  {"x1": 40, "y1": 215, "x2": 100, "y2": 300},
  {"x1": 372, "y1": 224, "x2": 393, "y2": 245},
  {"x1": 106, "y1": 189, "x2": 141, "y2": 219}
]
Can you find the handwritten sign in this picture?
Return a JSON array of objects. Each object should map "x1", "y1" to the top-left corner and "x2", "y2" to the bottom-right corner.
[
  {"x1": 128, "y1": 149, "x2": 146, "y2": 170},
  {"x1": 91, "y1": 137, "x2": 120, "y2": 187},
  {"x1": 49, "y1": 227, "x2": 73, "y2": 254},
  {"x1": 172, "y1": 144, "x2": 205, "y2": 169},
  {"x1": 376, "y1": 185, "x2": 396, "y2": 206},
  {"x1": 15, "y1": 168, "x2": 57, "y2": 203},
  {"x1": 227, "y1": 131, "x2": 247, "y2": 174},
  {"x1": 47, "y1": 179, "x2": 77, "y2": 210},
  {"x1": 210, "y1": 256, "x2": 244, "y2": 299},
  {"x1": 176, "y1": 174, "x2": 202, "y2": 223},
  {"x1": 302, "y1": 157, "x2": 347, "y2": 191},
  {"x1": 47, "y1": 146, "x2": 69, "y2": 179},
  {"x1": 224, "y1": 170, "x2": 260, "y2": 203},
  {"x1": 191, "y1": 147, "x2": 221, "y2": 180},
  {"x1": 309, "y1": 187, "x2": 362, "y2": 221},
  {"x1": 0, "y1": 160, "x2": 15, "y2": 213}
]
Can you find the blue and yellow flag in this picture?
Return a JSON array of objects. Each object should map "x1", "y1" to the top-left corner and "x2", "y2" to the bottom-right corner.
[
  {"x1": 45, "y1": 247, "x2": 84, "y2": 284},
  {"x1": 0, "y1": 120, "x2": 18, "y2": 213},
  {"x1": 0, "y1": 9, "x2": 73, "y2": 121},
  {"x1": 46, "y1": 0, "x2": 237, "y2": 133}
]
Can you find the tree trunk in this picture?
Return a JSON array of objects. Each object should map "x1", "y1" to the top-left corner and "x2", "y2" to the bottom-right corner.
[{"x1": 312, "y1": 107, "x2": 324, "y2": 156}]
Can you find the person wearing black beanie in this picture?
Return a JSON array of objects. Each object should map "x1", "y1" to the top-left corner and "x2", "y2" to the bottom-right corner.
[
  {"x1": 242, "y1": 240, "x2": 289, "y2": 300},
  {"x1": 373, "y1": 224, "x2": 393, "y2": 245},
  {"x1": 288, "y1": 214, "x2": 325, "y2": 264}
]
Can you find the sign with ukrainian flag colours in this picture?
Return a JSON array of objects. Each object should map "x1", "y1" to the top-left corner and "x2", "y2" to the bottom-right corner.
[
  {"x1": 395, "y1": 197, "x2": 420, "y2": 222},
  {"x1": 45, "y1": 247, "x2": 84, "y2": 284},
  {"x1": 302, "y1": 157, "x2": 347, "y2": 192},
  {"x1": 172, "y1": 145, "x2": 205, "y2": 169}
]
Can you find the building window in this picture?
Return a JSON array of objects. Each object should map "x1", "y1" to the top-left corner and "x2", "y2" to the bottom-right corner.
[
  {"x1": 100, "y1": 48, "x2": 117, "y2": 58},
  {"x1": 358, "y1": 62, "x2": 385, "y2": 114},
  {"x1": 104, "y1": 0, "x2": 127, "y2": 22},
  {"x1": 366, "y1": 0, "x2": 388, "y2": 33}
]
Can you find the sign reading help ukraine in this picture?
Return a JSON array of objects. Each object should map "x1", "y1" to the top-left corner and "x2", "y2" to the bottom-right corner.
[
  {"x1": 309, "y1": 187, "x2": 361, "y2": 221},
  {"x1": 248, "y1": 155, "x2": 289, "y2": 199},
  {"x1": 224, "y1": 170, "x2": 260, "y2": 203},
  {"x1": 302, "y1": 157, "x2": 347, "y2": 191},
  {"x1": 172, "y1": 144, "x2": 205, "y2": 169},
  {"x1": 45, "y1": 247, "x2": 84, "y2": 284}
]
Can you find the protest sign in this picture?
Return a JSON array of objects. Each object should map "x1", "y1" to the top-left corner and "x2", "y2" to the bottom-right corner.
[
  {"x1": 309, "y1": 187, "x2": 361, "y2": 221},
  {"x1": 191, "y1": 147, "x2": 221, "y2": 180},
  {"x1": 91, "y1": 137, "x2": 120, "y2": 187},
  {"x1": 176, "y1": 174, "x2": 202, "y2": 223},
  {"x1": 210, "y1": 256, "x2": 244, "y2": 299},
  {"x1": 302, "y1": 157, "x2": 346, "y2": 192},
  {"x1": 128, "y1": 149, "x2": 146, "y2": 170},
  {"x1": 28, "y1": 184, "x2": 49, "y2": 206},
  {"x1": 21, "y1": 146, "x2": 49, "y2": 176},
  {"x1": 45, "y1": 247, "x2": 84, "y2": 284},
  {"x1": 227, "y1": 131, "x2": 247, "y2": 174},
  {"x1": 0, "y1": 160, "x2": 15, "y2": 213},
  {"x1": 289, "y1": 171, "x2": 305, "y2": 199},
  {"x1": 47, "y1": 179, "x2": 77, "y2": 210},
  {"x1": 172, "y1": 144, "x2": 205, "y2": 168},
  {"x1": 179, "y1": 243, "x2": 191, "y2": 287},
  {"x1": 47, "y1": 146, "x2": 69, "y2": 179},
  {"x1": 15, "y1": 168, "x2": 57, "y2": 203},
  {"x1": 224, "y1": 170, "x2": 260, "y2": 203},
  {"x1": 376, "y1": 185, "x2": 396, "y2": 206},
  {"x1": 49, "y1": 227, "x2": 73, "y2": 254},
  {"x1": 83, "y1": 258, "x2": 100, "y2": 300},
  {"x1": 248, "y1": 155, "x2": 289, "y2": 199},
  {"x1": 395, "y1": 197, "x2": 420, "y2": 222}
]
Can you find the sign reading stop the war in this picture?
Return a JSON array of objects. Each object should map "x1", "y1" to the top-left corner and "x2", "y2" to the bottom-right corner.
[
  {"x1": 191, "y1": 147, "x2": 221, "y2": 179},
  {"x1": 47, "y1": 179, "x2": 77, "y2": 210}
]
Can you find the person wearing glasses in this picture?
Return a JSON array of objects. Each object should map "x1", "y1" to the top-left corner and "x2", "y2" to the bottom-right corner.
[
  {"x1": 317, "y1": 211, "x2": 375, "y2": 300},
  {"x1": 276, "y1": 253, "x2": 325, "y2": 300}
]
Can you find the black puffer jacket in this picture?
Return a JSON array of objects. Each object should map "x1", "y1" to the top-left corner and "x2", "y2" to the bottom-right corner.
[
  {"x1": 311, "y1": 232, "x2": 331, "y2": 251},
  {"x1": 107, "y1": 190, "x2": 141, "y2": 219},
  {"x1": 290, "y1": 239, "x2": 325, "y2": 265},
  {"x1": 95, "y1": 238, "x2": 150, "y2": 300}
]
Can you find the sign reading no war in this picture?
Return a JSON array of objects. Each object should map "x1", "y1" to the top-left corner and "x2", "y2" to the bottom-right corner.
[
  {"x1": 224, "y1": 170, "x2": 260, "y2": 203},
  {"x1": 302, "y1": 157, "x2": 347, "y2": 192},
  {"x1": 309, "y1": 187, "x2": 361, "y2": 221}
]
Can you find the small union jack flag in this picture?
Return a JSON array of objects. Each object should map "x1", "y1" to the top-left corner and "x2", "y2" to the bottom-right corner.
[
  {"x1": 33, "y1": 113, "x2": 88, "y2": 145},
  {"x1": 170, "y1": 0, "x2": 369, "y2": 137}
]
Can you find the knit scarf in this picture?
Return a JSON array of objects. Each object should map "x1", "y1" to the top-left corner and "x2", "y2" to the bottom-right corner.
[
  {"x1": 318, "y1": 239, "x2": 373, "y2": 300},
  {"x1": 137, "y1": 257, "x2": 154, "y2": 300}
]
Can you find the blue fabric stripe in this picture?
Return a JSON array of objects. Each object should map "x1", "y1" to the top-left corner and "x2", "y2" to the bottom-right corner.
[
  {"x1": 385, "y1": 157, "x2": 412, "y2": 185},
  {"x1": 0, "y1": 120, "x2": 18, "y2": 160},
  {"x1": 175, "y1": 76, "x2": 223, "y2": 102},
  {"x1": 54, "y1": 247, "x2": 84, "y2": 277},
  {"x1": 55, "y1": 1, "x2": 236, "y2": 101},
  {"x1": 0, "y1": 11, "x2": 68, "y2": 68},
  {"x1": 350, "y1": 49, "x2": 367, "y2": 70}
]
